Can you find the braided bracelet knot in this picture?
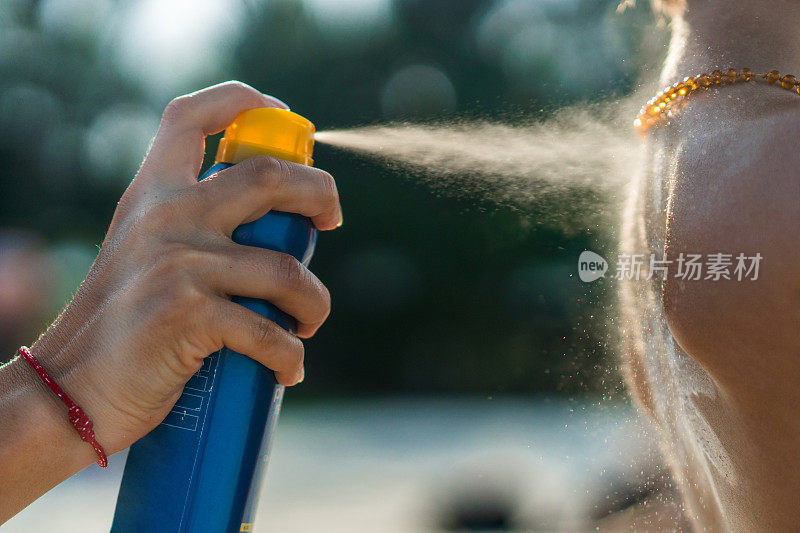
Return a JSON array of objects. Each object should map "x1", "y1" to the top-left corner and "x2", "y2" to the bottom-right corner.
[{"x1": 18, "y1": 346, "x2": 108, "y2": 468}]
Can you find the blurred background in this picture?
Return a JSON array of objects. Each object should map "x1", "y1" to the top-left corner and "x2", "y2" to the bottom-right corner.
[{"x1": 1, "y1": 0, "x2": 685, "y2": 531}]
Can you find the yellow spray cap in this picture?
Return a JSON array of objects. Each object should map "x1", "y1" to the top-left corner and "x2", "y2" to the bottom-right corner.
[{"x1": 215, "y1": 108, "x2": 315, "y2": 166}]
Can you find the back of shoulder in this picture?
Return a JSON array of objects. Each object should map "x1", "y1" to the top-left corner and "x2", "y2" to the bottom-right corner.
[{"x1": 659, "y1": 89, "x2": 800, "y2": 396}]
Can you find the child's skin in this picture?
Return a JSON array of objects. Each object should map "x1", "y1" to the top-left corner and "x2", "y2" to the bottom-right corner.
[
  {"x1": 0, "y1": 81, "x2": 342, "y2": 522},
  {"x1": 622, "y1": 1, "x2": 800, "y2": 530}
]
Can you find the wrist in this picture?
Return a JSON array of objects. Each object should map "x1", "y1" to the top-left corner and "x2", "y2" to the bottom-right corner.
[
  {"x1": 2, "y1": 354, "x2": 97, "y2": 473},
  {"x1": 18, "y1": 345, "x2": 109, "y2": 467},
  {"x1": 27, "y1": 335, "x2": 118, "y2": 456}
]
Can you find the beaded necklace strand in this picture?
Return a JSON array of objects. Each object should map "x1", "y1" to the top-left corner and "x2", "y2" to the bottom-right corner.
[{"x1": 635, "y1": 68, "x2": 799, "y2": 133}]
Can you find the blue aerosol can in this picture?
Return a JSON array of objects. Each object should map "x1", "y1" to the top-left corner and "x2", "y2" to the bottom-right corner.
[{"x1": 112, "y1": 108, "x2": 317, "y2": 533}]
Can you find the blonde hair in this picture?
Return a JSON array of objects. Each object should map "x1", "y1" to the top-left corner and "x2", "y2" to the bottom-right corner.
[
  {"x1": 656, "y1": 0, "x2": 686, "y2": 16},
  {"x1": 619, "y1": 0, "x2": 686, "y2": 17}
]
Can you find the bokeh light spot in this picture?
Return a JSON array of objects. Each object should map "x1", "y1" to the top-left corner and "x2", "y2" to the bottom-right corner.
[
  {"x1": 106, "y1": 0, "x2": 244, "y2": 101},
  {"x1": 38, "y1": 0, "x2": 111, "y2": 41},
  {"x1": 380, "y1": 64, "x2": 457, "y2": 119},
  {"x1": 83, "y1": 104, "x2": 158, "y2": 184},
  {"x1": 303, "y1": 0, "x2": 393, "y2": 42}
]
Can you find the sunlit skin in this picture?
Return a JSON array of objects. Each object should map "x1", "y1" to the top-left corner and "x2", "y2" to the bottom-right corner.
[
  {"x1": 0, "y1": 81, "x2": 343, "y2": 523},
  {"x1": 1, "y1": 3, "x2": 798, "y2": 529},
  {"x1": 621, "y1": 0, "x2": 800, "y2": 530}
]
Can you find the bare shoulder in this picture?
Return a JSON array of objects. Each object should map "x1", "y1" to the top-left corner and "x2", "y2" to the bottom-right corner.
[{"x1": 660, "y1": 85, "x2": 800, "y2": 405}]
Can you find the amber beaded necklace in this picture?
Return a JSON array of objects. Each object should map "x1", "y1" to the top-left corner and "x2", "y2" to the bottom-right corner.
[{"x1": 634, "y1": 68, "x2": 800, "y2": 133}]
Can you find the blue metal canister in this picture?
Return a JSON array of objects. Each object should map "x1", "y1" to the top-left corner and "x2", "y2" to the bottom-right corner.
[{"x1": 112, "y1": 108, "x2": 317, "y2": 533}]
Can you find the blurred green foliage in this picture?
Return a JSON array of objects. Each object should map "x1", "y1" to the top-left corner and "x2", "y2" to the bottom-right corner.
[{"x1": 0, "y1": 0, "x2": 653, "y2": 396}]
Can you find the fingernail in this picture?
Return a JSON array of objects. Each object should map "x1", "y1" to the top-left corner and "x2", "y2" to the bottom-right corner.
[
  {"x1": 336, "y1": 220, "x2": 343, "y2": 228},
  {"x1": 262, "y1": 93, "x2": 290, "y2": 110}
]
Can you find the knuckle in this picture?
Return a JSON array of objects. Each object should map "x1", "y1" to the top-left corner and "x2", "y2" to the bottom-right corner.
[
  {"x1": 221, "y1": 80, "x2": 253, "y2": 95},
  {"x1": 152, "y1": 274, "x2": 207, "y2": 325},
  {"x1": 247, "y1": 154, "x2": 276, "y2": 174},
  {"x1": 218, "y1": 81, "x2": 265, "y2": 107},
  {"x1": 168, "y1": 274, "x2": 205, "y2": 305},
  {"x1": 151, "y1": 243, "x2": 204, "y2": 285},
  {"x1": 318, "y1": 170, "x2": 339, "y2": 207},
  {"x1": 254, "y1": 316, "x2": 277, "y2": 351},
  {"x1": 244, "y1": 156, "x2": 280, "y2": 191},
  {"x1": 275, "y1": 253, "x2": 305, "y2": 290},
  {"x1": 162, "y1": 95, "x2": 195, "y2": 124},
  {"x1": 310, "y1": 281, "x2": 332, "y2": 325}
]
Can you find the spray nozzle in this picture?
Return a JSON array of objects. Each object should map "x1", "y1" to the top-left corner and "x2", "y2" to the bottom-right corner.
[{"x1": 216, "y1": 108, "x2": 315, "y2": 166}]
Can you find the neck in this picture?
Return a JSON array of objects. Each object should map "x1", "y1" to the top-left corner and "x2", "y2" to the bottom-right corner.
[{"x1": 662, "y1": 1, "x2": 800, "y2": 83}]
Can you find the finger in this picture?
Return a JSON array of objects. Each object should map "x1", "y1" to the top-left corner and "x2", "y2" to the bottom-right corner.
[
  {"x1": 194, "y1": 155, "x2": 343, "y2": 231},
  {"x1": 212, "y1": 298, "x2": 305, "y2": 386},
  {"x1": 203, "y1": 244, "x2": 330, "y2": 338},
  {"x1": 143, "y1": 81, "x2": 289, "y2": 183}
]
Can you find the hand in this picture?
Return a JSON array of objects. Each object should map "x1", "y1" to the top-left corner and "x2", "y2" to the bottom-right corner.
[{"x1": 28, "y1": 81, "x2": 342, "y2": 455}]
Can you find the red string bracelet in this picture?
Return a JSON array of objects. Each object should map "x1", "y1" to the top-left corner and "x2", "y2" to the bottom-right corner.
[{"x1": 18, "y1": 346, "x2": 108, "y2": 468}]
